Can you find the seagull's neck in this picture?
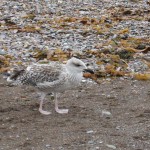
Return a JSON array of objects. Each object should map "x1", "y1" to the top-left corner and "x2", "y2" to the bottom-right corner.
[
  {"x1": 65, "y1": 64, "x2": 83, "y2": 80},
  {"x1": 67, "y1": 69, "x2": 82, "y2": 76},
  {"x1": 70, "y1": 72, "x2": 83, "y2": 85},
  {"x1": 66, "y1": 67, "x2": 83, "y2": 81}
]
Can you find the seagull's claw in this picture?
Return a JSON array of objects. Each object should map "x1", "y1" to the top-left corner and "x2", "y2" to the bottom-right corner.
[
  {"x1": 39, "y1": 108, "x2": 51, "y2": 115},
  {"x1": 55, "y1": 108, "x2": 69, "y2": 114}
]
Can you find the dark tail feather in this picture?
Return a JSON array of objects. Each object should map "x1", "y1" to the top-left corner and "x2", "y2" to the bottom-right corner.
[{"x1": 7, "y1": 68, "x2": 25, "y2": 82}]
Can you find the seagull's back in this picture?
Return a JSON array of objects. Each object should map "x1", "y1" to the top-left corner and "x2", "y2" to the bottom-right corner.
[
  {"x1": 8, "y1": 62, "x2": 64, "y2": 85},
  {"x1": 25, "y1": 63, "x2": 64, "y2": 85}
]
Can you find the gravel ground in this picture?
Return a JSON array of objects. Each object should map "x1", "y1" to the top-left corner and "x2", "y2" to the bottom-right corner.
[{"x1": 0, "y1": 0, "x2": 150, "y2": 62}]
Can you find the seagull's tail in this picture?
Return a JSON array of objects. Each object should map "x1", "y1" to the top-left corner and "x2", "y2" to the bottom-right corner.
[{"x1": 6, "y1": 68, "x2": 25, "y2": 83}]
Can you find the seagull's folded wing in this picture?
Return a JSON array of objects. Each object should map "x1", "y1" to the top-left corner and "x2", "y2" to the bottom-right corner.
[
  {"x1": 36, "y1": 75, "x2": 66, "y2": 89},
  {"x1": 22, "y1": 63, "x2": 66, "y2": 85}
]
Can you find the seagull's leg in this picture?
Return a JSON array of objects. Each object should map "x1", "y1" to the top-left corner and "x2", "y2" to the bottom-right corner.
[
  {"x1": 54, "y1": 93, "x2": 69, "y2": 114},
  {"x1": 39, "y1": 92, "x2": 51, "y2": 115}
]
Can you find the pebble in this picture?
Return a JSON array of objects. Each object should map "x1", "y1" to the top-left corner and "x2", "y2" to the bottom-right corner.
[
  {"x1": 99, "y1": 140, "x2": 103, "y2": 144},
  {"x1": 0, "y1": 50, "x2": 6, "y2": 55},
  {"x1": 106, "y1": 144, "x2": 116, "y2": 149},
  {"x1": 86, "y1": 130, "x2": 94, "y2": 134},
  {"x1": 82, "y1": 79, "x2": 87, "y2": 83},
  {"x1": 106, "y1": 78, "x2": 111, "y2": 81},
  {"x1": 46, "y1": 144, "x2": 51, "y2": 148},
  {"x1": 88, "y1": 140, "x2": 94, "y2": 144},
  {"x1": 79, "y1": 11, "x2": 90, "y2": 15},
  {"x1": 0, "y1": 55, "x2": 6, "y2": 61},
  {"x1": 58, "y1": 146, "x2": 64, "y2": 150},
  {"x1": 136, "y1": 44, "x2": 146, "y2": 50},
  {"x1": 16, "y1": 135, "x2": 19, "y2": 138},
  {"x1": 102, "y1": 110, "x2": 112, "y2": 116},
  {"x1": 116, "y1": 126, "x2": 121, "y2": 130},
  {"x1": 143, "y1": 53, "x2": 150, "y2": 61}
]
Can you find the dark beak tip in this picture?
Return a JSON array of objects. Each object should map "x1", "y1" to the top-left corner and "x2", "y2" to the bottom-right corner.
[{"x1": 83, "y1": 69, "x2": 94, "y2": 74}]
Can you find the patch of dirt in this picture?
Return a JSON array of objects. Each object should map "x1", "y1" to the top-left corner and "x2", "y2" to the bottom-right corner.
[{"x1": 0, "y1": 75, "x2": 150, "y2": 150}]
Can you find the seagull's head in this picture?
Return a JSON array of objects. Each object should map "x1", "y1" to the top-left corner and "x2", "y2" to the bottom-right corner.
[
  {"x1": 66, "y1": 57, "x2": 94, "y2": 75},
  {"x1": 66, "y1": 57, "x2": 87, "y2": 74}
]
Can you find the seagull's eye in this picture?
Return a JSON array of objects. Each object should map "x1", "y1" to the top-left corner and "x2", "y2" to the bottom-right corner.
[{"x1": 74, "y1": 63, "x2": 81, "y2": 67}]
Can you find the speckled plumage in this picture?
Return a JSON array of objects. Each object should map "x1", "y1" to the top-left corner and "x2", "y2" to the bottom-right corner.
[
  {"x1": 11, "y1": 63, "x2": 64, "y2": 86},
  {"x1": 8, "y1": 62, "x2": 83, "y2": 92},
  {"x1": 7, "y1": 57, "x2": 88, "y2": 115}
]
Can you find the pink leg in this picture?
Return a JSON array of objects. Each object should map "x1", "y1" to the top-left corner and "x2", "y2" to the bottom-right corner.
[
  {"x1": 39, "y1": 92, "x2": 51, "y2": 115},
  {"x1": 54, "y1": 93, "x2": 69, "y2": 114}
]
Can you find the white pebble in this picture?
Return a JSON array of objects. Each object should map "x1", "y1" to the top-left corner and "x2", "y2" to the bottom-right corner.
[
  {"x1": 106, "y1": 144, "x2": 116, "y2": 149},
  {"x1": 86, "y1": 130, "x2": 94, "y2": 134},
  {"x1": 46, "y1": 144, "x2": 51, "y2": 147},
  {"x1": 99, "y1": 140, "x2": 103, "y2": 144},
  {"x1": 102, "y1": 110, "x2": 112, "y2": 116}
]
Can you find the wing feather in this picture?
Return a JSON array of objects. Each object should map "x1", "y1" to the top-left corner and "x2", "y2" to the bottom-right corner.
[{"x1": 19, "y1": 63, "x2": 66, "y2": 86}]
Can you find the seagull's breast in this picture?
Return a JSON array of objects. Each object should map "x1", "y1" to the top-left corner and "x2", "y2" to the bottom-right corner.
[{"x1": 65, "y1": 73, "x2": 83, "y2": 89}]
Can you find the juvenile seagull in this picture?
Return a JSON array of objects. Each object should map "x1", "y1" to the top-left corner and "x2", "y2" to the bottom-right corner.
[{"x1": 7, "y1": 57, "x2": 92, "y2": 115}]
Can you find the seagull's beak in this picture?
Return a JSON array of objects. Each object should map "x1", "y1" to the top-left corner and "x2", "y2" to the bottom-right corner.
[{"x1": 83, "y1": 69, "x2": 94, "y2": 74}]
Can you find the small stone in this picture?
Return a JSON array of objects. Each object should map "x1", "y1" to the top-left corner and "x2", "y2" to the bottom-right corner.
[
  {"x1": 120, "y1": 34, "x2": 129, "y2": 40},
  {"x1": 0, "y1": 50, "x2": 6, "y2": 55},
  {"x1": 99, "y1": 140, "x2": 103, "y2": 144},
  {"x1": 116, "y1": 126, "x2": 121, "y2": 130},
  {"x1": 58, "y1": 0, "x2": 63, "y2": 4},
  {"x1": 86, "y1": 130, "x2": 94, "y2": 134},
  {"x1": 24, "y1": 42, "x2": 30, "y2": 48},
  {"x1": 106, "y1": 144, "x2": 116, "y2": 149},
  {"x1": 0, "y1": 55, "x2": 6, "y2": 61},
  {"x1": 88, "y1": 140, "x2": 94, "y2": 144},
  {"x1": 46, "y1": 144, "x2": 51, "y2": 147},
  {"x1": 136, "y1": 44, "x2": 146, "y2": 50},
  {"x1": 58, "y1": 146, "x2": 64, "y2": 150},
  {"x1": 106, "y1": 78, "x2": 111, "y2": 81},
  {"x1": 79, "y1": 11, "x2": 90, "y2": 15},
  {"x1": 102, "y1": 110, "x2": 112, "y2": 116},
  {"x1": 16, "y1": 135, "x2": 19, "y2": 138},
  {"x1": 82, "y1": 79, "x2": 86, "y2": 83},
  {"x1": 13, "y1": 29, "x2": 18, "y2": 33}
]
